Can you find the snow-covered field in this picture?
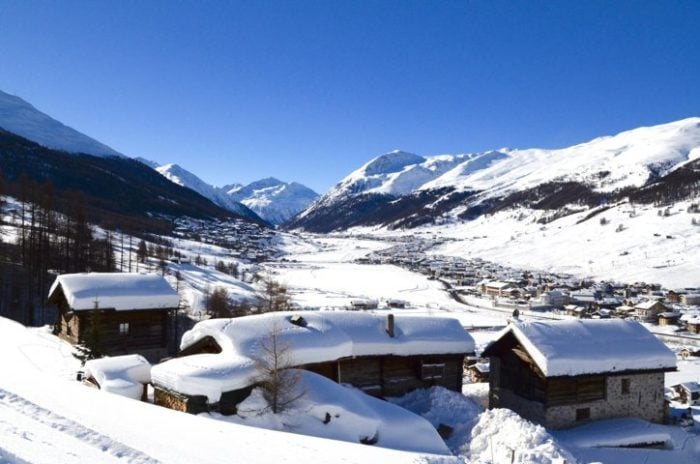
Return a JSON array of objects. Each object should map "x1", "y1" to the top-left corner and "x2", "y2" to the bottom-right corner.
[
  {"x1": 273, "y1": 236, "x2": 507, "y2": 329},
  {"x1": 346, "y1": 198, "x2": 700, "y2": 289}
]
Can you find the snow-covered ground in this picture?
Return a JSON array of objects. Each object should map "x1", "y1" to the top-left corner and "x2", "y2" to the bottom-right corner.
[
  {"x1": 3, "y1": 217, "x2": 700, "y2": 463},
  {"x1": 348, "y1": 198, "x2": 700, "y2": 288},
  {"x1": 0, "y1": 317, "x2": 458, "y2": 464},
  {"x1": 273, "y1": 235, "x2": 507, "y2": 329}
]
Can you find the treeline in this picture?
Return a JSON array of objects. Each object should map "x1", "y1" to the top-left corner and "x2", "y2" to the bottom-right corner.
[{"x1": 0, "y1": 174, "x2": 116, "y2": 325}]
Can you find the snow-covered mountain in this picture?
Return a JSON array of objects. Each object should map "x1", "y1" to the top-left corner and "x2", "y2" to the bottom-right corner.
[
  {"x1": 154, "y1": 163, "x2": 317, "y2": 225},
  {"x1": 289, "y1": 118, "x2": 700, "y2": 232},
  {"x1": 227, "y1": 177, "x2": 318, "y2": 225},
  {"x1": 0, "y1": 89, "x2": 123, "y2": 157},
  {"x1": 155, "y1": 163, "x2": 262, "y2": 221}
]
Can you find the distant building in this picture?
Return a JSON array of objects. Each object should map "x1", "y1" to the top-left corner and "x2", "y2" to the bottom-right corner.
[
  {"x1": 634, "y1": 300, "x2": 668, "y2": 322},
  {"x1": 48, "y1": 273, "x2": 179, "y2": 360},
  {"x1": 483, "y1": 319, "x2": 676, "y2": 429}
]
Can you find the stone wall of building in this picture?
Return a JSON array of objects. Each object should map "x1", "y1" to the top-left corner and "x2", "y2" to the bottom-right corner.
[{"x1": 544, "y1": 372, "x2": 666, "y2": 429}]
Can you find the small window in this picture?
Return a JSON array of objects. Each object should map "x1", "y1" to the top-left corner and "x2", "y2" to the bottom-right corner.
[
  {"x1": 421, "y1": 363, "x2": 445, "y2": 380},
  {"x1": 575, "y1": 407, "x2": 591, "y2": 422},
  {"x1": 621, "y1": 378, "x2": 631, "y2": 395},
  {"x1": 119, "y1": 322, "x2": 130, "y2": 335}
]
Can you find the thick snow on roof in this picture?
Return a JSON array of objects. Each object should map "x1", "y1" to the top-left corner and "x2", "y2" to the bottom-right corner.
[
  {"x1": 152, "y1": 311, "x2": 474, "y2": 402},
  {"x1": 49, "y1": 273, "x2": 179, "y2": 311},
  {"x1": 83, "y1": 354, "x2": 151, "y2": 400},
  {"x1": 491, "y1": 319, "x2": 676, "y2": 377}
]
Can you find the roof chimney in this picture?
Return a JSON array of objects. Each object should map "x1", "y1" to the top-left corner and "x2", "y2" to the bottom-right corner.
[{"x1": 386, "y1": 314, "x2": 395, "y2": 338}]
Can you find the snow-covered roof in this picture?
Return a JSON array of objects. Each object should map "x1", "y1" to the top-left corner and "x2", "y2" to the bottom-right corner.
[
  {"x1": 678, "y1": 382, "x2": 700, "y2": 393},
  {"x1": 484, "y1": 281, "x2": 513, "y2": 289},
  {"x1": 48, "y1": 273, "x2": 179, "y2": 311},
  {"x1": 484, "y1": 319, "x2": 676, "y2": 377},
  {"x1": 152, "y1": 311, "x2": 474, "y2": 402},
  {"x1": 83, "y1": 354, "x2": 151, "y2": 400},
  {"x1": 634, "y1": 300, "x2": 665, "y2": 310}
]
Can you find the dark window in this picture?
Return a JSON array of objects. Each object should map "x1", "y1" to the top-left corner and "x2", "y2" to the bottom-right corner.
[
  {"x1": 119, "y1": 322, "x2": 130, "y2": 335},
  {"x1": 576, "y1": 407, "x2": 591, "y2": 421},
  {"x1": 621, "y1": 378, "x2": 631, "y2": 395},
  {"x1": 421, "y1": 363, "x2": 445, "y2": 380}
]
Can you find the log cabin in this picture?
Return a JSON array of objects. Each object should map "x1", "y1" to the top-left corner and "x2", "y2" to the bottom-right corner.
[
  {"x1": 49, "y1": 273, "x2": 179, "y2": 360},
  {"x1": 151, "y1": 311, "x2": 474, "y2": 415},
  {"x1": 483, "y1": 319, "x2": 676, "y2": 429}
]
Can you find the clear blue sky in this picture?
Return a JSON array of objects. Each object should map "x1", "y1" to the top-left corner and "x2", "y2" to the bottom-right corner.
[{"x1": 1, "y1": 1, "x2": 698, "y2": 192}]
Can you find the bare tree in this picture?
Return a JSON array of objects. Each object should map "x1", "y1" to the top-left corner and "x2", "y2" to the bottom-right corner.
[
  {"x1": 258, "y1": 273, "x2": 292, "y2": 313},
  {"x1": 253, "y1": 322, "x2": 303, "y2": 414}
]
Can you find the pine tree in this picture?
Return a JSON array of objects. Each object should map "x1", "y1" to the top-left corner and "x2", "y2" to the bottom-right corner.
[
  {"x1": 73, "y1": 300, "x2": 107, "y2": 364},
  {"x1": 137, "y1": 240, "x2": 148, "y2": 263},
  {"x1": 206, "y1": 287, "x2": 232, "y2": 318}
]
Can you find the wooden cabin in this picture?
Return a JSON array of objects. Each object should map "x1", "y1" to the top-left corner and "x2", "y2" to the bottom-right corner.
[
  {"x1": 657, "y1": 312, "x2": 681, "y2": 326},
  {"x1": 672, "y1": 382, "x2": 700, "y2": 405},
  {"x1": 483, "y1": 319, "x2": 676, "y2": 429},
  {"x1": 687, "y1": 318, "x2": 700, "y2": 334},
  {"x1": 466, "y1": 360, "x2": 490, "y2": 383},
  {"x1": 151, "y1": 311, "x2": 474, "y2": 415},
  {"x1": 49, "y1": 273, "x2": 179, "y2": 360}
]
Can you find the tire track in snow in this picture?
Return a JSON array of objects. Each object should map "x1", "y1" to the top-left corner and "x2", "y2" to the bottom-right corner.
[{"x1": 0, "y1": 388, "x2": 160, "y2": 464}]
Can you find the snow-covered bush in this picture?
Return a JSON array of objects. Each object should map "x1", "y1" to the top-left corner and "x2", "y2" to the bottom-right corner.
[{"x1": 389, "y1": 386, "x2": 482, "y2": 453}]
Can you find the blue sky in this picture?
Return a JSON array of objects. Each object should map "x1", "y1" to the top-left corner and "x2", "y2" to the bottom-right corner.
[{"x1": 1, "y1": 1, "x2": 699, "y2": 192}]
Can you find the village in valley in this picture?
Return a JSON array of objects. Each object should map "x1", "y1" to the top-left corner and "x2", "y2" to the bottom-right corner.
[{"x1": 2, "y1": 215, "x2": 699, "y2": 464}]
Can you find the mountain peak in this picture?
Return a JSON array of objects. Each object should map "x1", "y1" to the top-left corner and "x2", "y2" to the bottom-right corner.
[{"x1": 363, "y1": 151, "x2": 425, "y2": 176}]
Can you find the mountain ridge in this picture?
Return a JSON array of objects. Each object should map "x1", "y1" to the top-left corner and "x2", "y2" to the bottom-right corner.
[{"x1": 287, "y1": 117, "x2": 700, "y2": 232}]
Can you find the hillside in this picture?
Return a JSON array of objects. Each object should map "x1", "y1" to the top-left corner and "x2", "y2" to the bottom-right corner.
[
  {"x1": 0, "y1": 89, "x2": 123, "y2": 158},
  {"x1": 0, "y1": 129, "x2": 261, "y2": 233}
]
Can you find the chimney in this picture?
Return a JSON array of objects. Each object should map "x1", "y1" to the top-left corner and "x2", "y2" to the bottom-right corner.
[{"x1": 385, "y1": 314, "x2": 395, "y2": 338}]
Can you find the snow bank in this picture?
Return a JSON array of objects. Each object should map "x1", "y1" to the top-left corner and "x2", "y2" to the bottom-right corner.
[
  {"x1": 468, "y1": 409, "x2": 577, "y2": 464},
  {"x1": 216, "y1": 370, "x2": 451, "y2": 455},
  {"x1": 83, "y1": 355, "x2": 151, "y2": 400},
  {"x1": 153, "y1": 311, "x2": 474, "y2": 402},
  {"x1": 48, "y1": 272, "x2": 179, "y2": 311},
  {"x1": 489, "y1": 319, "x2": 676, "y2": 377},
  {"x1": 389, "y1": 387, "x2": 482, "y2": 453},
  {"x1": 554, "y1": 418, "x2": 672, "y2": 449}
]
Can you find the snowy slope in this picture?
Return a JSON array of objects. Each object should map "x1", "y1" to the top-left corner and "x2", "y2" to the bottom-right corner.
[
  {"x1": 227, "y1": 177, "x2": 318, "y2": 224},
  {"x1": 0, "y1": 89, "x2": 123, "y2": 157},
  {"x1": 0, "y1": 317, "x2": 456, "y2": 464},
  {"x1": 155, "y1": 163, "x2": 262, "y2": 221},
  {"x1": 423, "y1": 117, "x2": 700, "y2": 196},
  {"x1": 292, "y1": 118, "x2": 700, "y2": 230}
]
